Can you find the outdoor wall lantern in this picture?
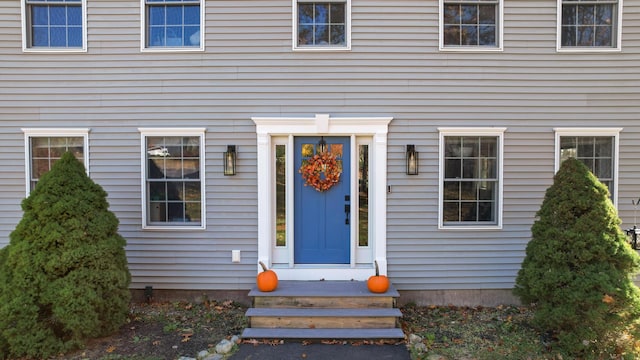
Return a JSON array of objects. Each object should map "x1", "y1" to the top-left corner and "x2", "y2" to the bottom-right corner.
[
  {"x1": 406, "y1": 144, "x2": 419, "y2": 175},
  {"x1": 224, "y1": 145, "x2": 237, "y2": 176}
]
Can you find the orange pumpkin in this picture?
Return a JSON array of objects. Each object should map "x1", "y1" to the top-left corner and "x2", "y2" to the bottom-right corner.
[
  {"x1": 257, "y1": 261, "x2": 278, "y2": 292},
  {"x1": 367, "y1": 260, "x2": 390, "y2": 293}
]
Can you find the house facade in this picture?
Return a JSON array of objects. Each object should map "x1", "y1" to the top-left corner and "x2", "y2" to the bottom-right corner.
[{"x1": 1, "y1": 0, "x2": 638, "y2": 306}]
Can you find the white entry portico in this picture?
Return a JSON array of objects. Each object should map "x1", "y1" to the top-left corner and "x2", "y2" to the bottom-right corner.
[{"x1": 252, "y1": 114, "x2": 393, "y2": 280}]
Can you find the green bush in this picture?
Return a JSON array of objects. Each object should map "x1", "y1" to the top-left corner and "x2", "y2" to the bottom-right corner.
[
  {"x1": 514, "y1": 158, "x2": 640, "y2": 358},
  {"x1": 0, "y1": 152, "x2": 131, "y2": 359}
]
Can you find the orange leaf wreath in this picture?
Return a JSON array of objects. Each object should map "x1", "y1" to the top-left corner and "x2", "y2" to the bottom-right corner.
[{"x1": 299, "y1": 151, "x2": 341, "y2": 192}]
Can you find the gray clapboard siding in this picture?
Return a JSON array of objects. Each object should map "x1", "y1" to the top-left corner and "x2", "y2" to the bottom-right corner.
[{"x1": 0, "y1": 0, "x2": 639, "y2": 294}]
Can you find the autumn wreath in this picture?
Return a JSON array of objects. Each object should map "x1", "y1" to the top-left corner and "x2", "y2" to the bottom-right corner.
[{"x1": 299, "y1": 151, "x2": 341, "y2": 192}]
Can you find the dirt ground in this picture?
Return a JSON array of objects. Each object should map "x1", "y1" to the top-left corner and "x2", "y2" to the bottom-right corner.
[{"x1": 60, "y1": 300, "x2": 248, "y2": 360}]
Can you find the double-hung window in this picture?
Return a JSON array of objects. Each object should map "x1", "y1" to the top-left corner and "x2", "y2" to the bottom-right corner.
[
  {"x1": 294, "y1": 0, "x2": 351, "y2": 50},
  {"x1": 439, "y1": 128, "x2": 505, "y2": 229},
  {"x1": 555, "y1": 128, "x2": 621, "y2": 204},
  {"x1": 22, "y1": 0, "x2": 86, "y2": 51},
  {"x1": 140, "y1": 128, "x2": 206, "y2": 229},
  {"x1": 22, "y1": 128, "x2": 89, "y2": 194},
  {"x1": 142, "y1": 0, "x2": 204, "y2": 50},
  {"x1": 440, "y1": 0, "x2": 503, "y2": 50},
  {"x1": 558, "y1": 0, "x2": 621, "y2": 50}
]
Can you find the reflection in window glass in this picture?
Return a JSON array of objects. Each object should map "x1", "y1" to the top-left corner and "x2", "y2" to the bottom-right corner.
[
  {"x1": 275, "y1": 145, "x2": 286, "y2": 247},
  {"x1": 146, "y1": 136, "x2": 202, "y2": 225},
  {"x1": 443, "y1": 0, "x2": 499, "y2": 47},
  {"x1": 561, "y1": 0, "x2": 617, "y2": 47},
  {"x1": 443, "y1": 136, "x2": 498, "y2": 224},
  {"x1": 297, "y1": 1, "x2": 346, "y2": 46},
  {"x1": 358, "y1": 144, "x2": 369, "y2": 247},
  {"x1": 146, "y1": 0, "x2": 201, "y2": 48},
  {"x1": 27, "y1": 0, "x2": 83, "y2": 48},
  {"x1": 30, "y1": 136, "x2": 84, "y2": 190}
]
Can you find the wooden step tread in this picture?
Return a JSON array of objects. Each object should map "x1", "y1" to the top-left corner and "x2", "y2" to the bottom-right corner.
[
  {"x1": 249, "y1": 280, "x2": 399, "y2": 297},
  {"x1": 241, "y1": 327, "x2": 405, "y2": 339},
  {"x1": 246, "y1": 307, "x2": 402, "y2": 318}
]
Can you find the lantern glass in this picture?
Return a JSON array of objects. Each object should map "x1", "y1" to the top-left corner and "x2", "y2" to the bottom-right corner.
[
  {"x1": 406, "y1": 145, "x2": 418, "y2": 175},
  {"x1": 224, "y1": 145, "x2": 236, "y2": 176}
]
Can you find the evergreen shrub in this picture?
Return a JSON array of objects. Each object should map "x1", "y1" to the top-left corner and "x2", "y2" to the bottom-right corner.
[
  {"x1": 0, "y1": 152, "x2": 131, "y2": 359},
  {"x1": 514, "y1": 158, "x2": 640, "y2": 358}
]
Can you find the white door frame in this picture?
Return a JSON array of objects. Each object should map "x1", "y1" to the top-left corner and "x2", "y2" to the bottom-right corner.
[{"x1": 252, "y1": 114, "x2": 393, "y2": 280}]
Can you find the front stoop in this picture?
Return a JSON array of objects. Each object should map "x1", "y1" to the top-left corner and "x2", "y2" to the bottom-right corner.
[{"x1": 241, "y1": 280, "x2": 405, "y2": 339}]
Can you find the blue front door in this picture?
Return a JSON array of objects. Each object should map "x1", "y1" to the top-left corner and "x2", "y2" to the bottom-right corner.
[{"x1": 294, "y1": 136, "x2": 350, "y2": 264}]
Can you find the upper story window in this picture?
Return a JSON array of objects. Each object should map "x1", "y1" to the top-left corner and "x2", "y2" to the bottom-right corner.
[
  {"x1": 293, "y1": 0, "x2": 351, "y2": 51},
  {"x1": 22, "y1": 0, "x2": 87, "y2": 52},
  {"x1": 440, "y1": 0, "x2": 503, "y2": 51},
  {"x1": 142, "y1": 0, "x2": 204, "y2": 51},
  {"x1": 22, "y1": 128, "x2": 89, "y2": 194},
  {"x1": 439, "y1": 128, "x2": 505, "y2": 229},
  {"x1": 558, "y1": 0, "x2": 621, "y2": 51},
  {"x1": 140, "y1": 128, "x2": 206, "y2": 229},
  {"x1": 555, "y1": 128, "x2": 621, "y2": 204}
]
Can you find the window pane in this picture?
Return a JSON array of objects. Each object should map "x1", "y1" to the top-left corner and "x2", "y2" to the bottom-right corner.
[
  {"x1": 29, "y1": 136, "x2": 84, "y2": 190},
  {"x1": 358, "y1": 144, "x2": 369, "y2": 247},
  {"x1": 442, "y1": 135, "x2": 499, "y2": 225},
  {"x1": 561, "y1": 1, "x2": 616, "y2": 47},
  {"x1": 443, "y1": 2, "x2": 497, "y2": 47},
  {"x1": 297, "y1": 2, "x2": 346, "y2": 46},
  {"x1": 28, "y1": 3, "x2": 83, "y2": 48},
  {"x1": 275, "y1": 145, "x2": 286, "y2": 247},
  {"x1": 559, "y1": 135, "x2": 615, "y2": 197},
  {"x1": 146, "y1": 4, "x2": 200, "y2": 47},
  {"x1": 145, "y1": 135, "x2": 202, "y2": 226}
]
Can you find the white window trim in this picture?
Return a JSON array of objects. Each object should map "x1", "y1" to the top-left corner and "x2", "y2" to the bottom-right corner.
[
  {"x1": 292, "y1": 0, "x2": 352, "y2": 52},
  {"x1": 21, "y1": 0, "x2": 88, "y2": 53},
  {"x1": 140, "y1": 0, "x2": 205, "y2": 52},
  {"x1": 556, "y1": 0, "x2": 623, "y2": 52},
  {"x1": 554, "y1": 127, "x2": 622, "y2": 206},
  {"x1": 438, "y1": 0, "x2": 504, "y2": 52},
  {"x1": 438, "y1": 127, "x2": 506, "y2": 230},
  {"x1": 22, "y1": 128, "x2": 90, "y2": 196},
  {"x1": 138, "y1": 128, "x2": 207, "y2": 230}
]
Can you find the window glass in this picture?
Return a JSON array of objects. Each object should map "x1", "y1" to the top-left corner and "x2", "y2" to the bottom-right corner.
[
  {"x1": 443, "y1": 0, "x2": 499, "y2": 48},
  {"x1": 29, "y1": 136, "x2": 84, "y2": 191},
  {"x1": 26, "y1": 0, "x2": 83, "y2": 48},
  {"x1": 275, "y1": 144, "x2": 287, "y2": 247},
  {"x1": 443, "y1": 136, "x2": 499, "y2": 225},
  {"x1": 145, "y1": 0, "x2": 201, "y2": 48},
  {"x1": 297, "y1": 1, "x2": 346, "y2": 47},
  {"x1": 561, "y1": 0, "x2": 617, "y2": 48},
  {"x1": 560, "y1": 136, "x2": 614, "y2": 195},
  {"x1": 358, "y1": 144, "x2": 369, "y2": 247},
  {"x1": 145, "y1": 135, "x2": 203, "y2": 226}
]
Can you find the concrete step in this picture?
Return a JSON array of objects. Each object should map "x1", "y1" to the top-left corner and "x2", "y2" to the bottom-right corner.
[{"x1": 241, "y1": 327, "x2": 406, "y2": 340}]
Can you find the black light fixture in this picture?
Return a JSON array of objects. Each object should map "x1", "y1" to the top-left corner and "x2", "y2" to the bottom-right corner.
[
  {"x1": 224, "y1": 145, "x2": 236, "y2": 176},
  {"x1": 406, "y1": 144, "x2": 419, "y2": 175},
  {"x1": 317, "y1": 136, "x2": 327, "y2": 153}
]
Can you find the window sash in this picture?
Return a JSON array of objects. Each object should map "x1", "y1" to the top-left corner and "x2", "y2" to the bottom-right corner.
[
  {"x1": 143, "y1": 0, "x2": 202, "y2": 49},
  {"x1": 438, "y1": 128, "x2": 505, "y2": 229},
  {"x1": 294, "y1": 0, "x2": 350, "y2": 50},
  {"x1": 25, "y1": 0, "x2": 83, "y2": 49},
  {"x1": 558, "y1": 0, "x2": 620, "y2": 49},
  {"x1": 141, "y1": 130, "x2": 206, "y2": 229},
  {"x1": 440, "y1": 0, "x2": 502, "y2": 50}
]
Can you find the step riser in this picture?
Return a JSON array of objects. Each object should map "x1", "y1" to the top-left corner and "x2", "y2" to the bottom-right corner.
[
  {"x1": 250, "y1": 316, "x2": 398, "y2": 329},
  {"x1": 254, "y1": 296, "x2": 394, "y2": 309}
]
